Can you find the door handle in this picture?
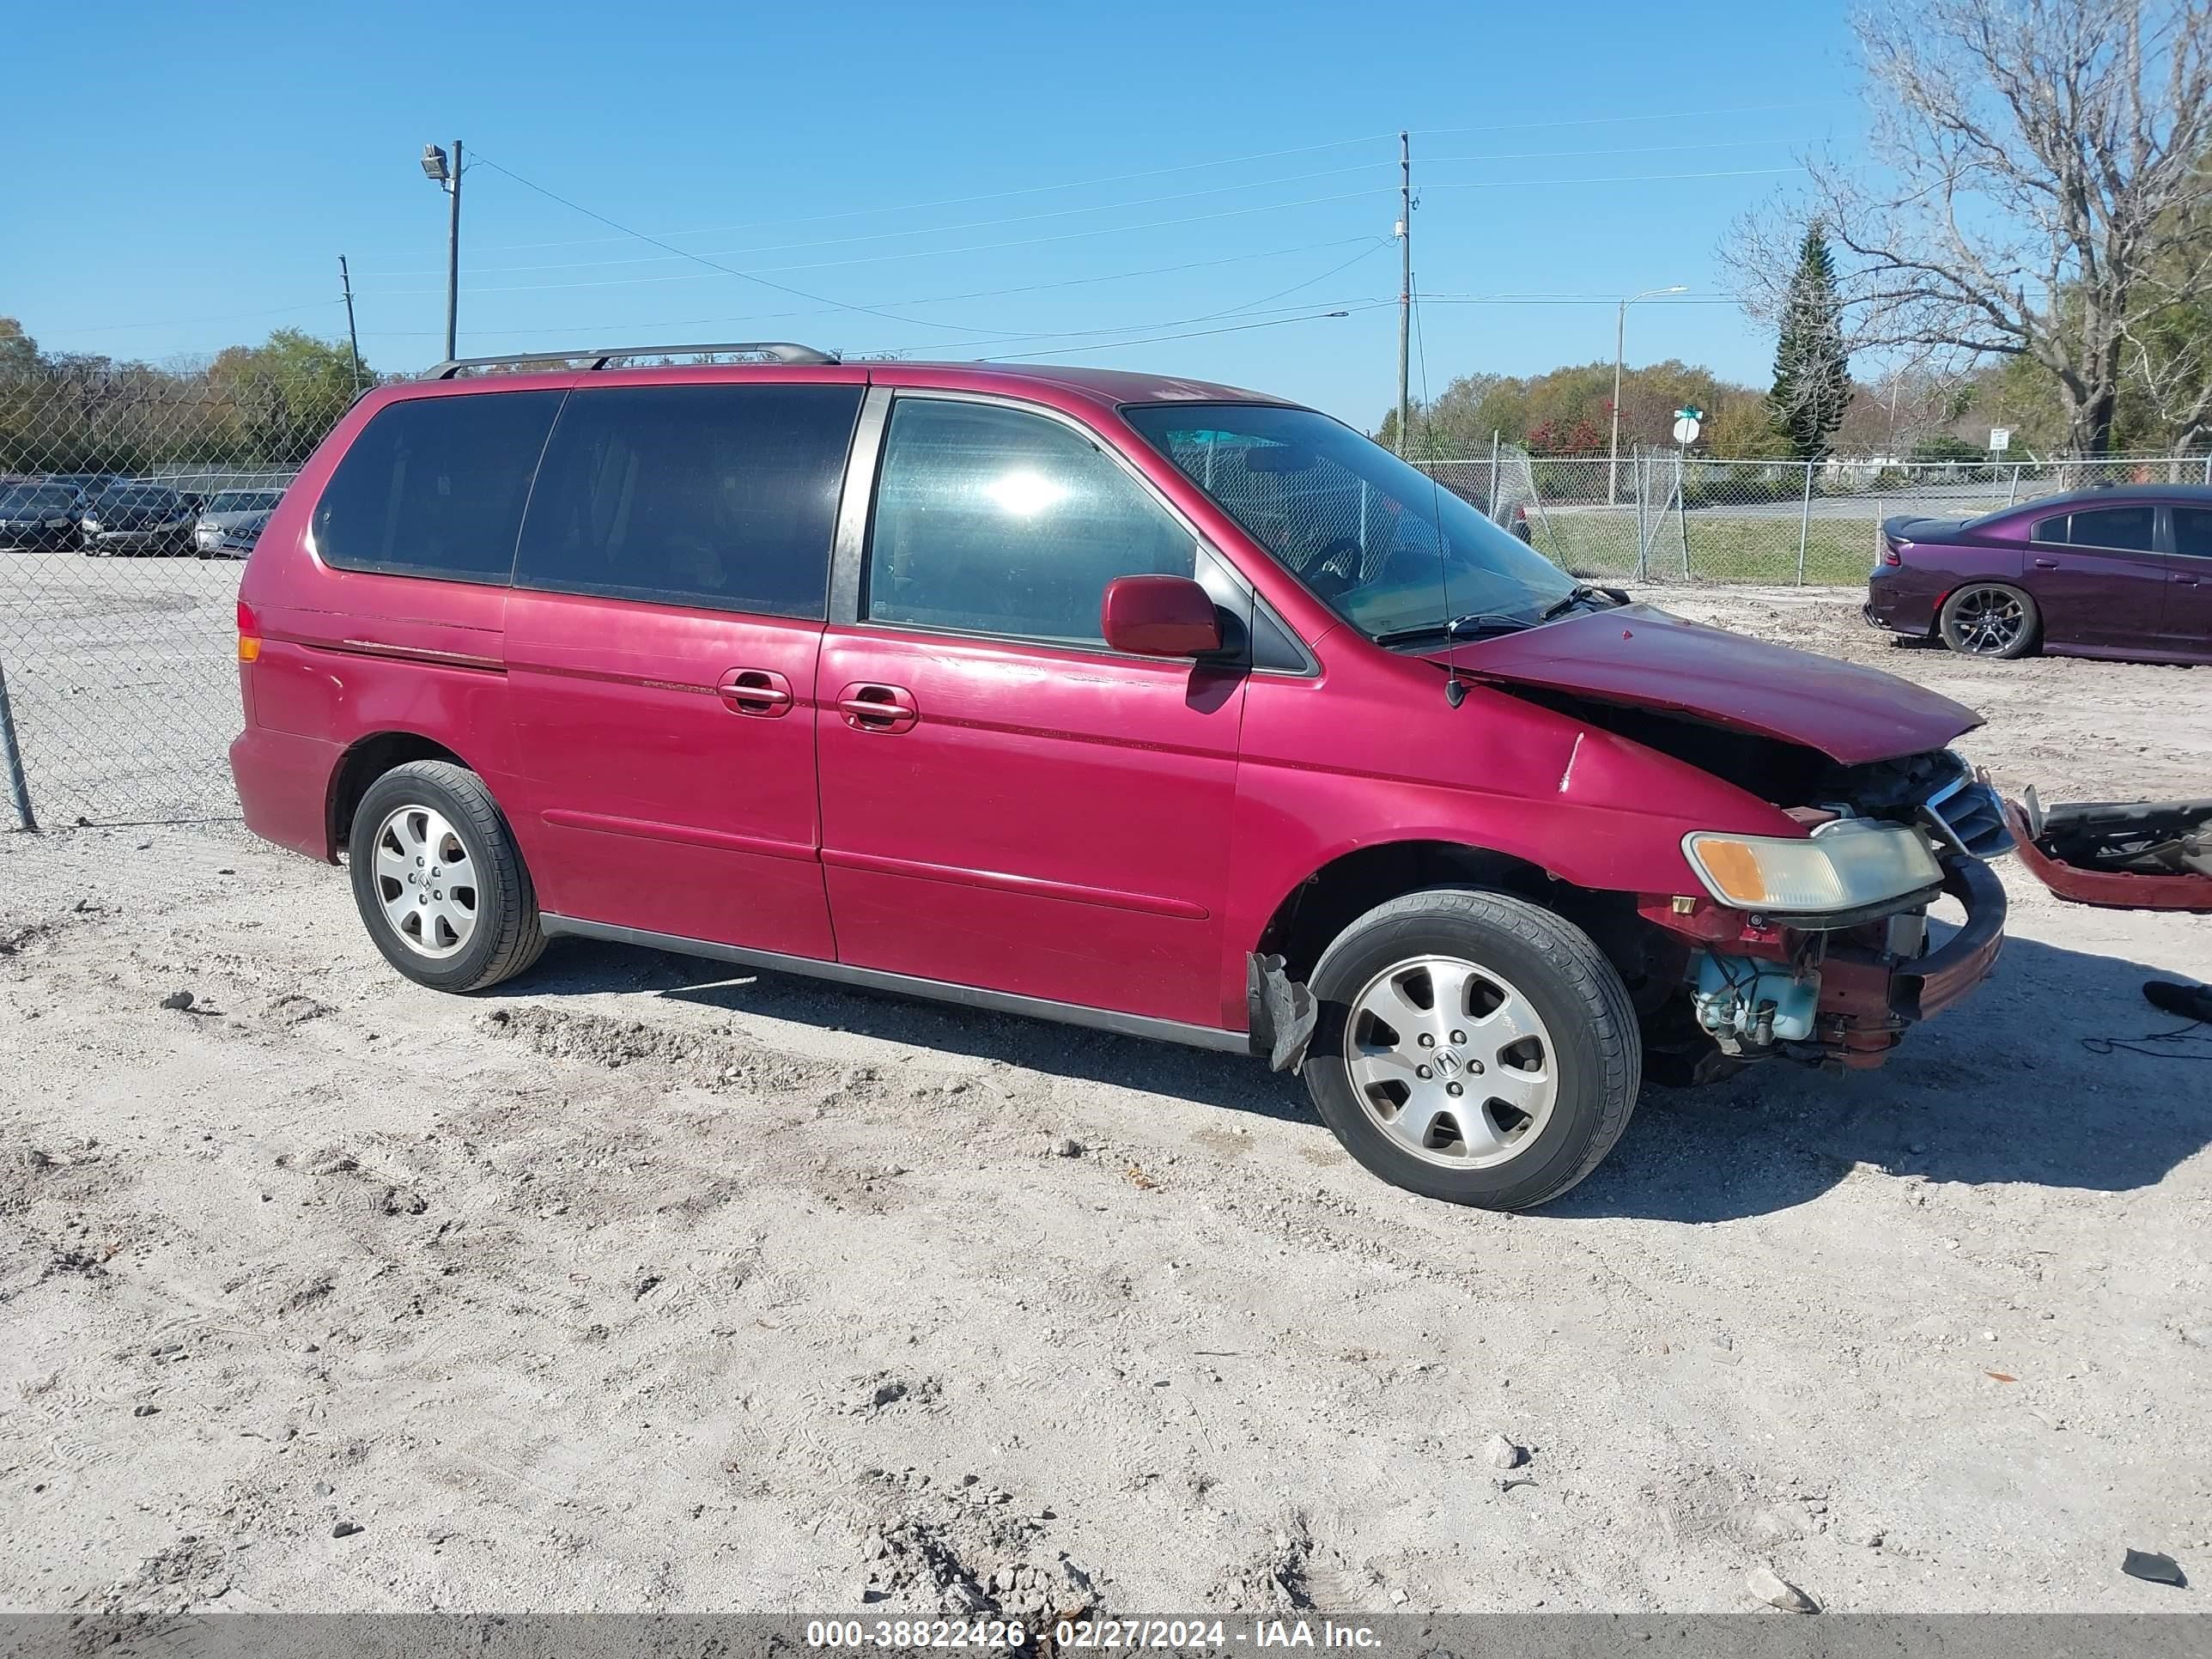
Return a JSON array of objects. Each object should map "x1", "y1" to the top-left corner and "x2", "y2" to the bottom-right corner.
[
  {"x1": 717, "y1": 667, "x2": 793, "y2": 717},
  {"x1": 835, "y1": 682, "x2": 919, "y2": 732},
  {"x1": 2174, "y1": 573, "x2": 2202, "y2": 586},
  {"x1": 2031, "y1": 556, "x2": 2060, "y2": 569}
]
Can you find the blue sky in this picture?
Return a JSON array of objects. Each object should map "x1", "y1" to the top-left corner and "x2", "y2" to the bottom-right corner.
[{"x1": 7, "y1": 0, "x2": 1859, "y2": 427}]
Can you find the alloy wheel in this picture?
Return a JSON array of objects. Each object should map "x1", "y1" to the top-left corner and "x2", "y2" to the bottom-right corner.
[
  {"x1": 372, "y1": 804, "x2": 479, "y2": 959},
  {"x1": 1344, "y1": 954, "x2": 1559, "y2": 1170},
  {"x1": 1948, "y1": 586, "x2": 2027, "y2": 655}
]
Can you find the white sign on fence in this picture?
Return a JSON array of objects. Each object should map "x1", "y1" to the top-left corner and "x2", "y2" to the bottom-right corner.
[
  {"x1": 1990, "y1": 427, "x2": 2012, "y2": 452},
  {"x1": 1671, "y1": 415, "x2": 1701, "y2": 446}
]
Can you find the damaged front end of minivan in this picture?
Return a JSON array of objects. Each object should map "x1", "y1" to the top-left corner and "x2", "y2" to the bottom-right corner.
[
  {"x1": 1554, "y1": 709, "x2": 2010, "y2": 1080},
  {"x1": 1435, "y1": 608, "x2": 2015, "y2": 1082}
]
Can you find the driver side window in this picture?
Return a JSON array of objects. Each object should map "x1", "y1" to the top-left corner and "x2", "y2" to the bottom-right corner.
[{"x1": 865, "y1": 398, "x2": 1196, "y2": 646}]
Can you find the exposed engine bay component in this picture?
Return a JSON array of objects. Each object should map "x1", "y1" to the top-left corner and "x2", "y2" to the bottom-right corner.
[
  {"x1": 2004, "y1": 791, "x2": 2212, "y2": 912},
  {"x1": 1689, "y1": 951, "x2": 1820, "y2": 1054}
]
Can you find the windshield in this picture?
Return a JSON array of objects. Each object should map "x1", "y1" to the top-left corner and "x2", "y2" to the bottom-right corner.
[
  {"x1": 1123, "y1": 403, "x2": 1577, "y2": 640},
  {"x1": 99, "y1": 489, "x2": 176, "y2": 509},
  {"x1": 209, "y1": 490, "x2": 281, "y2": 513}
]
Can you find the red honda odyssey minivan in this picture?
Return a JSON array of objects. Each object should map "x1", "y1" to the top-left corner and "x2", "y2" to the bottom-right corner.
[{"x1": 231, "y1": 343, "x2": 2012, "y2": 1211}]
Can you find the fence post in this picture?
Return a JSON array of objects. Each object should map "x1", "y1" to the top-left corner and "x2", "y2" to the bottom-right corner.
[
  {"x1": 2203, "y1": 453, "x2": 2210, "y2": 486},
  {"x1": 1487, "y1": 429, "x2": 1501, "y2": 519},
  {"x1": 2008, "y1": 462, "x2": 2022, "y2": 506},
  {"x1": 1796, "y1": 459, "x2": 1814, "y2": 585},
  {"x1": 1675, "y1": 447, "x2": 1691, "y2": 579},
  {"x1": 0, "y1": 664, "x2": 37, "y2": 833},
  {"x1": 1634, "y1": 452, "x2": 1648, "y2": 580}
]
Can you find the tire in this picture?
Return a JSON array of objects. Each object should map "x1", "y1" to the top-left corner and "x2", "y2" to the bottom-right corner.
[
  {"x1": 1300, "y1": 888, "x2": 1640, "y2": 1212},
  {"x1": 1938, "y1": 582, "x2": 2039, "y2": 659},
  {"x1": 347, "y1": 760, "x2": 545, "y2": 993}
]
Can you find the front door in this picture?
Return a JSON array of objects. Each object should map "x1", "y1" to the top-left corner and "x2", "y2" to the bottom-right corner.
[
  {"x1": 2022, "y1": 501, "x2": 2172, "y2": 651},
  {"x1": 814, "y1": 393, "x2": 1247, "y2": 1030},
  {"x1": 502, "y1": 376, "x2": 866, "y2": 958},
  {"x1": 2164, "y1": 504, "x2": 2212, "y2": 661}
]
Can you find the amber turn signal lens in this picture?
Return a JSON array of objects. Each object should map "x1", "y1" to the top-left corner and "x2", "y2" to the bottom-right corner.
[
  {"x1": 237, "y1": 635, "x2": 262, "y2": 663},
  {"x1": 1692, "y1": 838, "x2": 1767, "y2": 905}
]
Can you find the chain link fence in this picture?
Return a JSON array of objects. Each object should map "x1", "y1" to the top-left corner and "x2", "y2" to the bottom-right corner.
[
  {"x1": 1419, "y1": 448, "x2": 2212, "y2": 585},
  {"x1": 3, "y1": 357, "x2": 2210, "y2": 828}
]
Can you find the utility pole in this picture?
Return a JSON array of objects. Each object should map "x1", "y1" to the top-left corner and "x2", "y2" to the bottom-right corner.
[
  {"x1": 338, "y1": 256, "x2": 363, "y2": 392},
  {"x1": 1395, "y1": 131, "x2": 1412, "y2": 456}
]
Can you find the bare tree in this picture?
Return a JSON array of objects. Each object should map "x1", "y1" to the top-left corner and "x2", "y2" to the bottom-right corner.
[{"x1": 1729, "y1": 0, "x2": 2212, "y2": 456}]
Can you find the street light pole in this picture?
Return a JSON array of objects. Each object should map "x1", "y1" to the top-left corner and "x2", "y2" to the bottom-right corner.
[
  {"x1": 444, "y1": 139, "x2": 463, "y2": 362},
  {"x1": 422, "y1": 140, "x2": 463, "y2": 362},
  {"x1": 1607, "y1": 284, "x2": 1686, "y2": 505},
  {"x1": 1395, "y1": 131, "x2": 1411, "y2": 456}
]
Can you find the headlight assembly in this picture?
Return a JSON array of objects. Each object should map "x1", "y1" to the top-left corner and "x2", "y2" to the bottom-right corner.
[{"x1": 1682, "y1": 818, "x2": 1944, "y2": 915}]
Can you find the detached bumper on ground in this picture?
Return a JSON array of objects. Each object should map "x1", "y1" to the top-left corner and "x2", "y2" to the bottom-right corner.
[{"x1": 1816, "y1": 858, "x2": 2007, "y2": 1067}]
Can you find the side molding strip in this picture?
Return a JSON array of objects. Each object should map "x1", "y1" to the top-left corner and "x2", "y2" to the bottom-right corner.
[{"x1": 538, "y1": 914, "x2": 1250, "y2": 1054}]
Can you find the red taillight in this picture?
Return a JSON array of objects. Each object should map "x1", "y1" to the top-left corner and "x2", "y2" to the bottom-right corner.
[
  {"x1": 236, "y1": 599, "x2": 261, "y2": 664},
  {"x1": 1881, "y1": 542, "x2": 1903, "y2": 566}
]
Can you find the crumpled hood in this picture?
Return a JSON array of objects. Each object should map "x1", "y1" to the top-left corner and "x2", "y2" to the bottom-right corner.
[{"x1": 1425, "y1": 603, "x2": 1983, "y2": 764}]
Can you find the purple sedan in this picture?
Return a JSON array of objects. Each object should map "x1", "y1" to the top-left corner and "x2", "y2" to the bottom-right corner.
[{"x1": 1865, "y1": 483, "x2": 2212, "y2": 664}]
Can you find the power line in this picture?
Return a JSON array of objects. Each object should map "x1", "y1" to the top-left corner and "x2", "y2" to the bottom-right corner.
[
  {"x1": 969, "y1": 302, "x2": 1394, "y2": 363},
  {"x1": 369, "y1": 137, "x2": 1800, "y2": 283},
  {"x1": 463, "y1": 151, "x2": 990, "y2": 335},
  {"x1": 1423, "y1": 164, "x2": 1804, "y2": 191},
  {"x1": 362, "y1": 161, "x2": 1798, "y2": 303},
  {"x1": 453, "y1": 101, "x2": 1830, "y2": 258},
  {"x1": 360, "y1": 185, "x2": 1389, "y2": 298},
  {"x1": 362, "y1": 159, "x2": 1395, "y2": 280},
  {"x1": 351, "y1": 236, "x2": 1389, "y2": 341},
  {"x1": 40, "y1": 300, "x2": 343, "y2": 336}
]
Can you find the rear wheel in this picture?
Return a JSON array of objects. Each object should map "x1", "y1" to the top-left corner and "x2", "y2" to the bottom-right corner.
[
  {"x1": 1939, "y1": 582, "x2": 2039, "y2": 659},
  {"x1": 347, "y1": 760, "x2": 545, "y2": 992},
  {"x1": 1300, "y1": 889, "x2": 1640, "y2": 1211}
]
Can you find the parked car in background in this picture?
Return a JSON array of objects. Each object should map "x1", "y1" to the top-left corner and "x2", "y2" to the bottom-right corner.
[
  {"x1": 1867, "y1": 483, "x2": 2212, "y2": 665},
  {"x1": 46, "y1": 471, "x2": 125, "y2": 502},
  {"x1": 230, "y1": 344, "x2": 2013, "y2": 1211},
  {"x1": 82, "y1": 484, "x2": 199, "y2": 556},
  {"x1": 0, "y1": 483, "x2": 87, "y2": 550},
  {"x1": 195, "y1": 489, "x2": 285, "y2": 555},
  {"x1": 205, "y1": 508, "x2": 270, "y2": 559}
]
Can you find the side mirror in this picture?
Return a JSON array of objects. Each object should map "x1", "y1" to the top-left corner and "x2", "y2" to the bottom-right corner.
[{"x1": 1100, "y1": 574, "x2": 1224, "y2": 658}]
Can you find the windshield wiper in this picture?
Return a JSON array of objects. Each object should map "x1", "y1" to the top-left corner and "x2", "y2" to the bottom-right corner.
[
  {"x1": 1538, "y1": 584, "x2": 1625, "y2": 622},
  {"x1": 1372, "y1": 611, "x2": 1534, "y2": 647}
]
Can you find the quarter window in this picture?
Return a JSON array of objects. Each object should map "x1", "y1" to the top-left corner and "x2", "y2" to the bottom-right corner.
[
  {"x1": 514, "y1": 383, "x2": 861, "y2": 617},
  {"x1": 314, "y1": 391, "x2": 562, "y2": 581},
  {"x1": 2062, "y1": 505, "x2": 2158, "y2": 552},
  {"x1": 864, "y1": 398, "x2": 1196, "y2": 646}
]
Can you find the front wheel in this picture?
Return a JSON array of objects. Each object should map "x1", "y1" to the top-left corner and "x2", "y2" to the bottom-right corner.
[
  {"x1": 347, "y1": 760, "x2": 546, "y2": 992},
  {"x1": 1300, "y1": 889, "x2": 1640, "y2": 1212},
  {"x1": 1939, "y1": 582, "x2": 2039, "y2": 659}
]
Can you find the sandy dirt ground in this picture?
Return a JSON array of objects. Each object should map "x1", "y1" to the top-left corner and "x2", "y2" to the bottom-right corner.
[{"x1": 3, "y1": 586, "x2": 2208, "y2": 1619}]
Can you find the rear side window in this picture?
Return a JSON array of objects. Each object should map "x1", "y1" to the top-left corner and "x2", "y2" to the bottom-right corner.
[
  {"x1": 314, "y1": 391, "x2": 562, "y2": 581},
  {"x1": 2060, "y1": 505, "x2": 2158, "y2": 552},
  {"x1": 2029, "y1": 514, "x2": 2069, "y2": 544},
  {"x1": 865, "y1": 398, "x2": 1194, "y2": 645},
  {"x1": 2172, "y1": 507, "x2": 2212, "y2": 560},
  {"x1": 514, "y1": 383, "x2": 860, "y2": 618}
]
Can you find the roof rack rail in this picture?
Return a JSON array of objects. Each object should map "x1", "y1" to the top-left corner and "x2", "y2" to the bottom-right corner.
[{"x1": 425, "y1": 342, "x2": 840, "y2": 379}]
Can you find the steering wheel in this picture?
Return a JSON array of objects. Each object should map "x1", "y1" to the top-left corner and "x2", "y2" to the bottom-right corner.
[{"x1": 1305, "y1": 538, "x2": 1366, "y2": 599}]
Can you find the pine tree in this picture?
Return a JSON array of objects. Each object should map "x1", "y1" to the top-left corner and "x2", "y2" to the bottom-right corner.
[{"x1": 1768, "y1": 222, "x2": 1852, "y2": 460}]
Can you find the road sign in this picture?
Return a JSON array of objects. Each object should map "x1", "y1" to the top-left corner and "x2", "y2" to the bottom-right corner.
[
  {"x1": 1989, "y1": 427, "x2": 2012, "y2": 452},
  {"x1": 1672, "y1": 415, "x2": 1702, "y2": 446},
  {"x1": 1674, "y1": 405, "x2": 1704, "y2": 421}
]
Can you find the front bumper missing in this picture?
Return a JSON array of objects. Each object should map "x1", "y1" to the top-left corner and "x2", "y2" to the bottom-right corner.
[{"x1": 1813, "y1": 858, "x2": 2007, "y2": 1066}]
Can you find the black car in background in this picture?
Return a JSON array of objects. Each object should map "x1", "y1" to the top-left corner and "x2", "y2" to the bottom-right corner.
[
  {"x1": 82, "y1": 484, "x2": 198, "y2": 556},
  {"x1": 0, "y1": 483, "x2": 88, "y2": 550}
]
